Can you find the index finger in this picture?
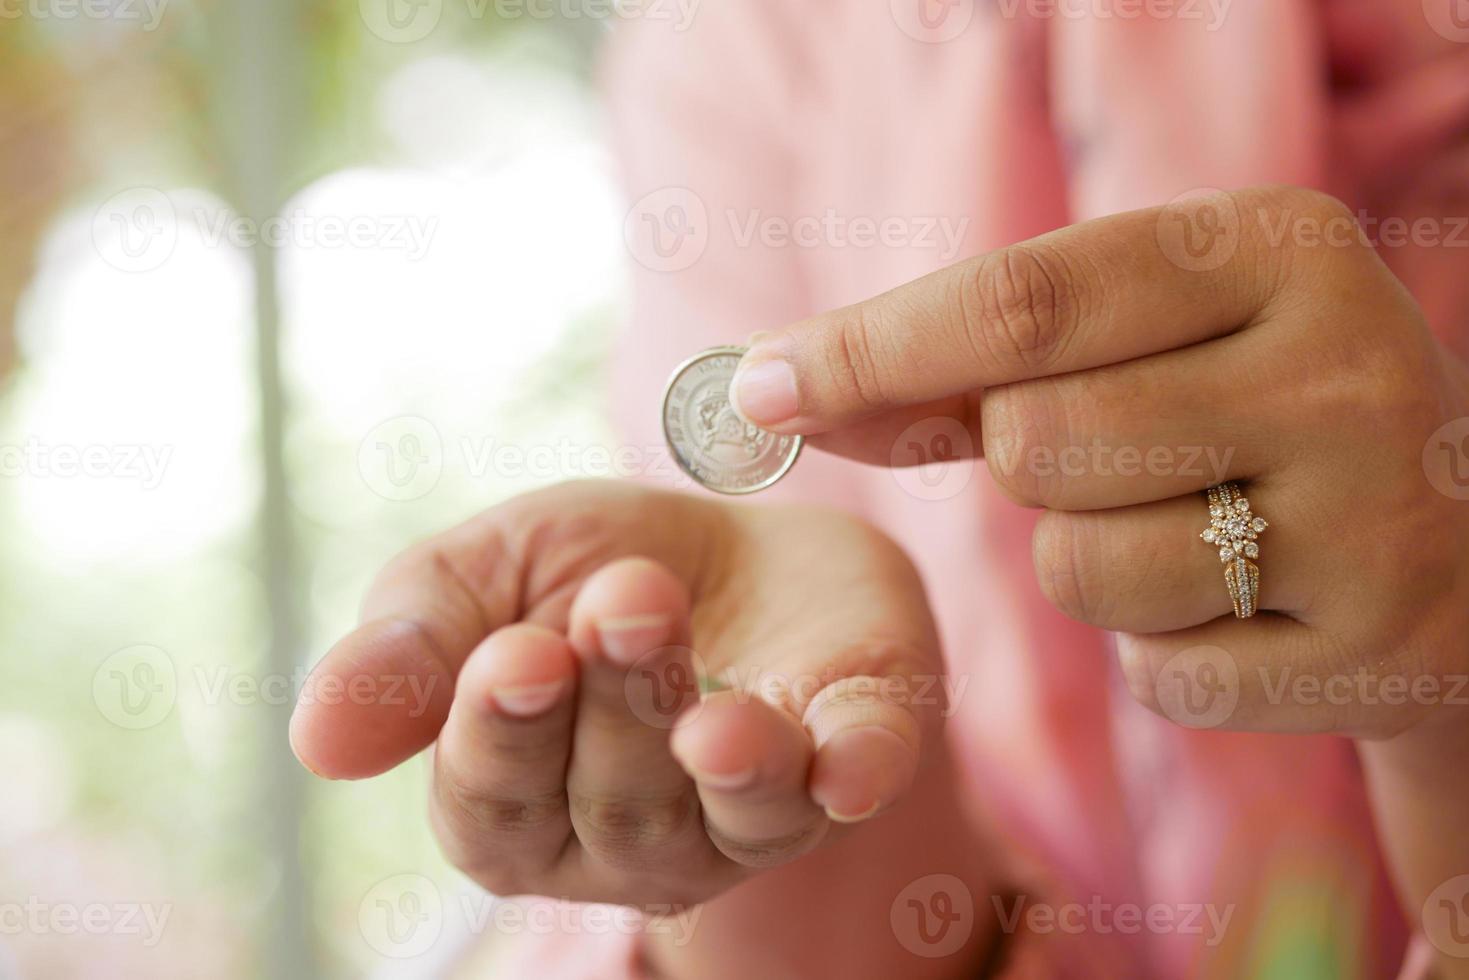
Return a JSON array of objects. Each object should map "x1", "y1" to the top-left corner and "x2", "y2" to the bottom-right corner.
[{"x1": 729, "y1": 186, "x2": 1328, "y2": 435}]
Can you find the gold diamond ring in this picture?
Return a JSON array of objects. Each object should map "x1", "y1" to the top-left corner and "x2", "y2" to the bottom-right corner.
[{"x1": 1200, "y1": 482, "x2": 1268, "y2": 619}]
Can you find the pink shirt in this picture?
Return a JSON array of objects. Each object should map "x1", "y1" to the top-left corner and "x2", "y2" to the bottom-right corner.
[{"x1": 504, "y1": 1, "x2": 1467, "y2": 975}]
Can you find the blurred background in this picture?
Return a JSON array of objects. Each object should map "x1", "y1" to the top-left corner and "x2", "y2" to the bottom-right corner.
[{"x1": 0, "y1": 3, "x2": 640, "y2": 976}]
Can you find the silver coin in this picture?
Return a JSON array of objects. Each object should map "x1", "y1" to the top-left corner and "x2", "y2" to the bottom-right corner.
[{"x1": 662, "y1": 346, "x2": 802, "y2": 495}]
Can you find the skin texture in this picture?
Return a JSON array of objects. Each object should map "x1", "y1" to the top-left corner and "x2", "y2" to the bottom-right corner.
[
  {"x1": 732, "y1": 185, "x2": 1469, "y2": 976},
  {"x1": 290, "y1": 482, "x2": 956, "y2": 910}
]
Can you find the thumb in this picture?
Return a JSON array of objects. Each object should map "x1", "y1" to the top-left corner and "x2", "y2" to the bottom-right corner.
[{"x1": 289, "y1": 529, "x2": 511, "y2": 779}]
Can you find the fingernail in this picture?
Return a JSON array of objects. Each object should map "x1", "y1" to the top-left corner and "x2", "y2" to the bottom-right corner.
[
  {"x1": 597, "y1": 613, "x2": 673, "y2": 666},
  {"x1": 492, "y1": 680, "x2": 568, "y2": 718},
  {"x1": 731, "y1": 358, "x2": 798, "y2": 427},
  {"x1": 809, "y1": 726, "x2": 913, "y2": 823},
  {"x1": 824, "y1": 801, "x2": 880, "y2": 824}
]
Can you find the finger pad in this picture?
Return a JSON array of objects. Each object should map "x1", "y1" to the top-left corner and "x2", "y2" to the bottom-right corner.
[{"x1": 291, "y1": 619, "x2": 455, "y2": 779}]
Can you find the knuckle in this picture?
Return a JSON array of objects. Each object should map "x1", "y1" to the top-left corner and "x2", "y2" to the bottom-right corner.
[
  {"x1": 705, "y1": 820, "x2": 828, "y2": 870},
  {"x1": 1301, "y1": 332, "x2": 1438, "y2": 435},
  {"x1": 981, "y1": 382, "x2": 1063, "y2": 508},
  {"x1": 439, "y1": 779, "x2": 566, "y2": 841},
  {"x1": 1032, "y1": 513, "x2": 1113, "y2": 625},
  {"x1": 1250, "y1": 186, "x2": 1366, "y2": 277},
  {"x1": 826, "y1": 305, "x2": 894, "y2": 414},
  {"x1": 969, "y1": 245, "x2": 1075, "y2": 376},
  {"x1": 573, "y1": 790, "x2": 700, "y2": 868},
  {"x1": 430, "y1": 780, "x2": 566, "y2": 884}
]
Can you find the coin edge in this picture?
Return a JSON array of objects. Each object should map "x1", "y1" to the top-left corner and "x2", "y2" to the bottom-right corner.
[{"x1": 660, "y1": 345, "x2": 803, "y2": 496}]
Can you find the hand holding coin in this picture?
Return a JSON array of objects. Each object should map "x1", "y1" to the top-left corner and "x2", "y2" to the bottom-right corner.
[{"x1": 662, "y1": 346, "x2": 802, "y2": 494}]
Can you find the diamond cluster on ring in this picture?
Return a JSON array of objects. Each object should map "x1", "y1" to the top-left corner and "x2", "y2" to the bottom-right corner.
[{"x1": 1200, "y1": 486, "x2": 1267, "y2": 562}]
